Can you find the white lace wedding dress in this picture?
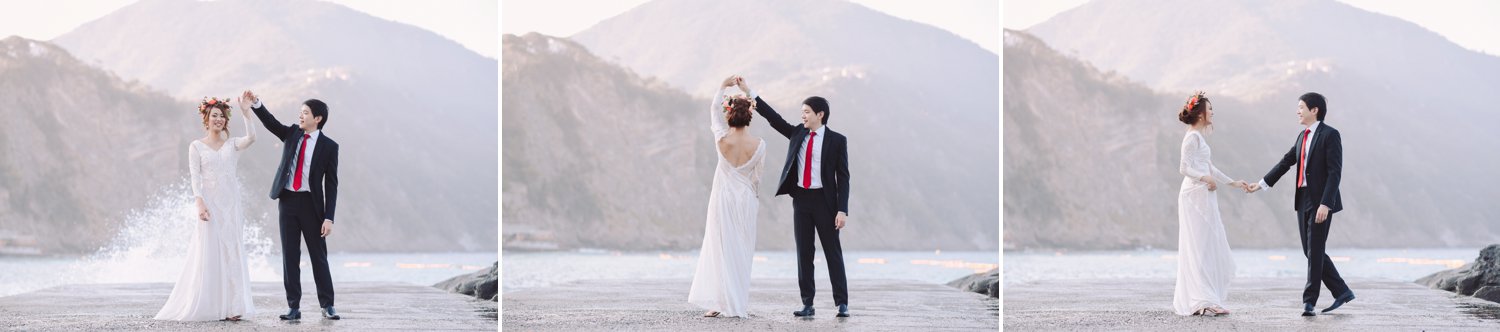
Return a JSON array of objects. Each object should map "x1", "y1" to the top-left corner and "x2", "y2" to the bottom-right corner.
[
  {"x1": 155, "y1": 119, "x2": 256, "y2": 321},
  {"x1": 688, "y1": 88, "x2": 767, "y2": 318},
  {"x1": 1173, "y1": 130, "x2": 1237, "y2": 315}
]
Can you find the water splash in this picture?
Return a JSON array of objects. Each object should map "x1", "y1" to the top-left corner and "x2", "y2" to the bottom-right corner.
[{"x1": 67, "y1": 178, "x2": 280, "y2": 284}]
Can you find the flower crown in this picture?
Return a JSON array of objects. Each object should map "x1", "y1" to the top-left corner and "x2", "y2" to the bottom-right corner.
[
  {"x1": 198, "y1": 96, "x2": 231, "y2": 117},
  {"x1": 722, "y1": 94, "x2": 756, "y2": 113},
  {"x1": 1182, "y1": 90, "x2": 1206, "y2": 114}
]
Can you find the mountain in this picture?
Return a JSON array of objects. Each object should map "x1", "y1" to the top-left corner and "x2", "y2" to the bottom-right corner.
[
  {"x1": 524, "y1": 0, "x2": 999, "y2": 250},
  {"x1": 1028, "y1": 0, "x2": 1500, "y2": 105},
  {"x1": 0, "y1": 36, "x2": 195, "y2": 252},
  {"x1": 29, "y1": 0, "x2": 497, "y2": 252},
  {"x1": 502, "y1": 29, "x2": 997, "y2": 251},
  {"x1": 1005, "y1": 3, "x2": 1500, "y2": 250},
  {"x1": 502, "y1": 33, "x2": 713, "y2": 249}
]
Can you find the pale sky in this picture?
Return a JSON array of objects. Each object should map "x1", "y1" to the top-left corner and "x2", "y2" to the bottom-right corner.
[
  {"x1": 1003, "y1": 0, "x2": 1500, "y2": 56},
  {"x1": 501, "y1": 0, "x2": 1002, "y2": 55},
  {"x1": 0, "y1": 0, "x2": 498, "y2": 59}
]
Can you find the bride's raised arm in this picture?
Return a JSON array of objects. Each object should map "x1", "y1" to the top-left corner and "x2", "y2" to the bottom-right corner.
[
  {"x1": 710, "y1": 77, "x2": 734, "y2": 141},
  {"x1": 233, "y1": 98, "x2": 256, "y2": 150}
]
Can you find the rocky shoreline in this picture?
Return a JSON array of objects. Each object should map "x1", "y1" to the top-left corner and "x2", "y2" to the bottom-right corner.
[
  {"x1": 1416, "y1": 244, "x2": 1500, "y2": 303},
  {"x1": 435, "y1": 261, "x2": 499, "y2": 301},
  {"x1": 947, "y1": 268, "x2": 999, "y2": 298}
]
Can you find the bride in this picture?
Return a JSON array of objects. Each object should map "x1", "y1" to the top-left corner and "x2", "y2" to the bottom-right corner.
[
  {"x1": 1173, "y1": 91, "x2": 1246, "y2": 317},
  {"x1": 155, "y1": 96, "x2": 257, "y2": 321},
  {"x1": 688, "y1": 75, "x2": 767, "y2": 318}
]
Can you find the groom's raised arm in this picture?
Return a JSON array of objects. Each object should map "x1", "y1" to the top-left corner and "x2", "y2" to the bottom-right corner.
[
  {"x1": 751, "y1": 92, "x2": 798, "y2": 139},
  {"x1": 246, "y1": 91, "x2": 294, "y2": 142}
]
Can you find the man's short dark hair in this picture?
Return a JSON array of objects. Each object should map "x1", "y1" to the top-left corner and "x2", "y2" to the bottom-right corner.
[
  {"x1": 803, "y1": 96, "x2": 829, "y2": 124},
  {"x1": 304, "y1": 99, "x2": 329, "y2": 129},
  {"x1": 1300, "y1": 92, "x2": 1326, "y2": 121}
]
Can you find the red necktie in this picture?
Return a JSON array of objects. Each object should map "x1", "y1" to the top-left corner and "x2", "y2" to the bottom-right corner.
[
  {"x1": 294, "y1": 134, "x2": 309, "y2": 191},
  {"x1": 1297, "y1": 129, "x2": 1310, "y2": 187},
  {"x1": 803, "y1": 132, "x2": 816, "y2": 189}
]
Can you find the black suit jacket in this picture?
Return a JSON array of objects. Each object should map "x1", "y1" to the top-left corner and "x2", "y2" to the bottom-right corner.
[
  {"x1": 1262, "y1": 122, "x2": 1342, "y2": 214},
  {"x1": 252, "y1": 105, "x2": 340, "y2": 222},
  {"x1": 753, "y1": 95, "x2": 850, "y2": 216}
]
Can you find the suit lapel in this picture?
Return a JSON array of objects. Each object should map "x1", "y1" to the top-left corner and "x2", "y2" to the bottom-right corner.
[
  {"x1": 789, "y1": 127, "x2": 808, "y2": 165},
  {"x1": 311, "y1": 135, "x2": 331, "y2": 178}
]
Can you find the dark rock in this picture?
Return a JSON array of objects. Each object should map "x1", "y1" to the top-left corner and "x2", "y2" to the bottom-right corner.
[
  {"x1": 435, "y1": 261, "x2": 499, "y2": 301},
  {"x1": 1474, "y1": 286, "x2": 1500, "y2": 303},
  {"x1": 1416, "y1": 244, "x2": 1500, "y2": 303},
  {"x1": 947, "y1": 268, "x2": 999, "y2": 299}
]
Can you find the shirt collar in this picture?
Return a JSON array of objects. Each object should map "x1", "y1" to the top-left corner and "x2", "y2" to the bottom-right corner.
[{"x1": 1305, "y1": 121, "x2": 1321, "y2": 133}]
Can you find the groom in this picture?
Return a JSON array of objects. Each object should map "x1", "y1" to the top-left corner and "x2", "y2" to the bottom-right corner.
[
  {"x1": 245, "y1": 91, "x2": 342, "y2": 320},
  {"x1": 734, "y1": 77, "x2": 852, "y2": 318},
  {"x1": 1246, "y1": 92, "x2": 1353, "y2": 317}
]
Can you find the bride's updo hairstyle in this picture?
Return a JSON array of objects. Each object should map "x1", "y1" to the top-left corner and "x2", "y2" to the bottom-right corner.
[
  {"x1": 724, "y1": 95, "x2": 755, "y2": 128},
  {"x1": 1177, "y1": 91, "x2": 1209, "y2": 125}
]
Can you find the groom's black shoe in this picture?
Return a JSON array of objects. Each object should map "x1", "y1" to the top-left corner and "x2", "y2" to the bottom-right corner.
[
  {"x1": 836, "y1": 304, "x2": 849, "y2": 317},
  {"x1": 279, "y1": 308, "x2": 302, "y2": 320},
  {"x1": 1321, "y1": 291, "x2": 1355, "y2": 313},
  {"x1": 322, "y1": 306, "x2": 341, "y2": 320},
  {"x1": 1301, "y1": 303, "x2": 1316, "y2": 317},
  {"x1": 792, "y1": 305, "x2": 815, "y2": 317}
]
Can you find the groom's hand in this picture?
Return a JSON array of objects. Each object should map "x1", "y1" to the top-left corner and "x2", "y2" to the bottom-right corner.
[
  {"x1": 835, "y1": 212, "x2": 847, "y2": 230},
  {"x1": 321, "y1": 220, "x2": 333, "y2": 237},
  {"x1": 736, "y1": 77, "x2": 751, "y2": 95},
  {"x1": 1244, "y1": 182, "x2": 1261, "y2": 193},
  {"x1": 241, "y1": 90, "x2": 258, "y2": 106},
  {"x1": 1316, "y1": 205, "x2": 1330, "y2": 223}
]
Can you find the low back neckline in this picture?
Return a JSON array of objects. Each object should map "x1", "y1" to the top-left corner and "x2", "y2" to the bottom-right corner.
[{"x1": 721, "y1": 139, "x2": 765, "y2": 169}]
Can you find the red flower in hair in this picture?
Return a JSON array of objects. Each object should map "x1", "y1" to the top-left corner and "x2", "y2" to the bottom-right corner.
[
  {"x1": 198, "y1": 96, "x2": 232, "y2": 117},
  {"x1": 1183, "y1": 91, "x2": 1205, "y2": 113}
]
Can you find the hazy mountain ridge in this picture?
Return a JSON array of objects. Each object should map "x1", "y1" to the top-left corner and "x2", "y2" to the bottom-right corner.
[
  {"x1": 0, "y1": 36, "x2": 195, "y2": 252},
  {"x1": 1005, "y1": 7, "x2": 1500, "y2": 250},
  {"x1": 503, "y1": 0, "x2": 999, "y2": 251},
  {"x1": 4, "y1": 0, "x2": 497, "y2": 253}
]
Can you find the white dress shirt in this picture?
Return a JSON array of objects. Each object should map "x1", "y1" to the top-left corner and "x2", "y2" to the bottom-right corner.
[
  {"x1": 799, "y1": 125, "x2": 826, "y2": 189},
  {"x1": 285, "y1": 130, "x2": 320, "y2": 192}
]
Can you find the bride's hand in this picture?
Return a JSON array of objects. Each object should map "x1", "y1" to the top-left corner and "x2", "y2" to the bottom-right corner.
[
  {"x1": 721, "y1": 76, "x2": 738, "y2": 88},
  {"x1": 735, "y1": 76, "x2": 751, "y2": 94},
  {"x1": 195, "y1": 197, "x2": 210, "y2": 222},
  {"x1": 1200, "y1": 176, "x2": 1218, "y2": 191}
]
